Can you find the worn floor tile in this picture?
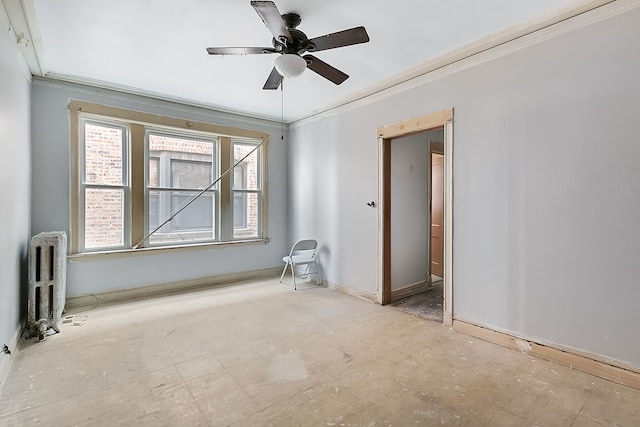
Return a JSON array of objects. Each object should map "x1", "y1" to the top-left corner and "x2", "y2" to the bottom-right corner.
[
  {"x1": 2, "y1": 278, "x2": 640, "y2": 426},
  {"x1": 185, "y1": 370, "x2": 259, "y2": 426}
]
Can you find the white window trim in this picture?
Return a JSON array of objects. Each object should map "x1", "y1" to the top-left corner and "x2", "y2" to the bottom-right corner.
[
  {"x1": 78, "y1": 118, "x2": 131, "y2": 252},
  {"x1": 231, "y1": 139, "x2": 263, "y2": 240},
  {"x1": 69, "y1": 100, "x2": 270, "y2": 255},
  {"x1": 144, "y1": 128, "x2": 219, "y2": 246}
]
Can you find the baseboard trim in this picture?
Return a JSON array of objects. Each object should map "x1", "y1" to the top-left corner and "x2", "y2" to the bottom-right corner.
[
  {"x1": 0, "y1": 324, "x2": 22, "y2": 389},
  {"x1": 66, "y1": 267, "x2": 282, "y2": 308},
  {"x1": 327, "y1": 281, "x2": 378, "y2": 304},
  {"x1": 453, "y1": 320, "x2": 640, "y2": 390},
  {"x1": 390, "y1": 281, "x2": 429, "y2": 302}
]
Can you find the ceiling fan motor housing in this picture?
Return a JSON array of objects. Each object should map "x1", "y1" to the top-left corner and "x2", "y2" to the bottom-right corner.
[
  {"x1": 273, "y1": 14, "x2": 316, "y2": 54},
  {"x1": 282, "y1": 12, "x2": 301, "y2": 29}
]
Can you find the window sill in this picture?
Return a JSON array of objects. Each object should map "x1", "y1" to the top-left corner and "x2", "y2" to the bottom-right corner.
[{"x1": 68, "y1": 238, "x2": 270, "y2": 262}]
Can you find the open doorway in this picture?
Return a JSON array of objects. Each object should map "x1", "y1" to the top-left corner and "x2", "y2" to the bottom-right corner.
[
  {"x1": 388, "y1": 133, "x2": 444, "y2": 322},
  {"x1": 377, "y1": 109, "x2": 453, "y2": 325}
]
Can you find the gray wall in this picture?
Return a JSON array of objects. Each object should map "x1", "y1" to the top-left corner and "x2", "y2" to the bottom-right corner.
[
  {"x1": 289, "y1": 8, "x2": 640, "y2": 366},
  {"x1": 31, "y1": 80, "x2": 289, "y2": 296},
  {"x1": 0, "y1": 14, "x2": 31, "y2": 366}
]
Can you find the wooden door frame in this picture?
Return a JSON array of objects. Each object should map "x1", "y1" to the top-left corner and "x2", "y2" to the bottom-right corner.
[{"x1": 377, "y1": 108, "x2": 454, "y2": 325}]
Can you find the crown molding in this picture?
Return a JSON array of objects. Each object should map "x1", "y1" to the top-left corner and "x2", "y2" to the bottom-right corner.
[
  {"x1": 32, "y1": 76, "x2": 285, "y2": 128},
  {"x1": 290, "y1": 0, "x2": 637, "y2": 127},
  {"x1": 1, "y1": 0, "x2": 44, "y2": 75},
  {"x1": 0, "y1": 0, "x2": 28, "y2": 79}
]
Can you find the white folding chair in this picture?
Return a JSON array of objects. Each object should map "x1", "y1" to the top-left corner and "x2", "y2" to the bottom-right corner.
[{"x1": 280, "y1": 239, "x2": 321, "y2": 290}]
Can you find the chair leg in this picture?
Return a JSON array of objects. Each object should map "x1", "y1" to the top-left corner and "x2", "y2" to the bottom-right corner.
[
  {"x1": 285, "y1": 262, "x2": 320, "y2": 289},
  {"x1": 279, "y1": 262, "x2": 288, "y2": 283},
  {"x1": 291, "y1": 263, "x2": 297, "y2": 290},
  {"x1": 301, "y1": 264, "x2": 310, "y2": 279},
  {"x1": 313, "y1": 261, "x2": 321, "y2": 285}
]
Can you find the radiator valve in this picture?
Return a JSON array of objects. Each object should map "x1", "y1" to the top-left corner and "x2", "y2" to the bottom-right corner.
[{"x1": 37, "y1": 319, "x2": 48, "y2": 342}]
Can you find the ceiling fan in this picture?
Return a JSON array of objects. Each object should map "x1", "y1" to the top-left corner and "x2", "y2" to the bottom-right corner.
[{"x1": 206, "y1": 1, "x2": 370, "y2": 90}]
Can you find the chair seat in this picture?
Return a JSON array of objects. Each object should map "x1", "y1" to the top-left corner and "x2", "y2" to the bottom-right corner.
[{"x1": 283, "y1": 254, "x2": 315, "y2": 264}]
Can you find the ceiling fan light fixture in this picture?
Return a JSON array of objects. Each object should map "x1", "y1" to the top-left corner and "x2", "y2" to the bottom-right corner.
[{"x1": 275, "y1": 54, "x2": 307, "y2": 78}]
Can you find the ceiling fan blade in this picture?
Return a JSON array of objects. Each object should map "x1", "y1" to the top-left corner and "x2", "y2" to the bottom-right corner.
[
  {"x1": 206, "y1": 47, "x2": 278, "y2": 55},
  {"x1": 307, "y1": 26, "x2": 369, "y2": 52},
  {"x1": 251, "y1": 1, "x2": 292, "y2": 45},
  {"x1": 263, "y1": 67, "x2": 282, "y2": 90},
  {"x1": 303, "y1": 55, "x2": 348, "y2": 85}
]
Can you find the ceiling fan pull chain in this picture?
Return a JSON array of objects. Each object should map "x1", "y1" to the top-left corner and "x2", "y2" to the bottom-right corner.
[{"x1": 281, "y1": 77, "x2": 285, "y2": 140}]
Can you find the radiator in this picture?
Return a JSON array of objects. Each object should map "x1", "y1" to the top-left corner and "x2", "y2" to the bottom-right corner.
[{"x1": 28, "y1": 231, "x2": 67, "y2": 341}]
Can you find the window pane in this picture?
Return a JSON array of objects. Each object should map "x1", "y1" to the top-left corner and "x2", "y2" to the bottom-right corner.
[
  {"x1": 149, "y1": 157, "x2": 159, "y2": 187},
  {"x1": 148, "y1": 134, "x2": 215, "y2": 189},
  {"x1": 233, "y1": 192, "x2": 258, "y2": 239},
  {"x1": 84, "y1": 123, "x2": 124, "y2": 185},
  {"x1": 148, "y1": 191, "x2": 159, "y2": 231},
  {"x1": 233, "y1": 191, "x2": 246, "y2": 228},
  {"x1": 233, "y1": 144, "x2": 259, "y2": 190},
  {"x1": 84, "y1": 188, "x2": 124, "y2": 248},
  {"x1": 171, "y1": 160, "x2": 211, "y2": 188},
  {"x1": 148, "y1": 190, "x2": 216, "y2": 245}
]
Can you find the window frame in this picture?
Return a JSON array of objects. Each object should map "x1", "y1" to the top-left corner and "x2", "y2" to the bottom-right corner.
[
  {"x1": 78, "y1": 118, "x2": 131, "y2": 251},
  {"x1": 231, "y1": 140, "x2": 263, "y2": 240},
  {"x1": 69, "y1": 100, "x2": 269, "y2": 255},
  {"x1": 145, "y1": 128, "x2": 218, "y2": 245}
]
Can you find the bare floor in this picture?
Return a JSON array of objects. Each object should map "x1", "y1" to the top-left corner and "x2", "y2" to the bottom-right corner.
[
  {"x1": 392, "y1": 278, "x2": 444, "y2": 322},
  {"x1": 1, "y1": 278, "x2": 639, "y2": 426}
]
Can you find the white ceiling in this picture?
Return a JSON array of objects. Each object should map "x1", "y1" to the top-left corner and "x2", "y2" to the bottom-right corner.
[{"x1": 16, "y1": 0, "x2": 582, "y2": 122}]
